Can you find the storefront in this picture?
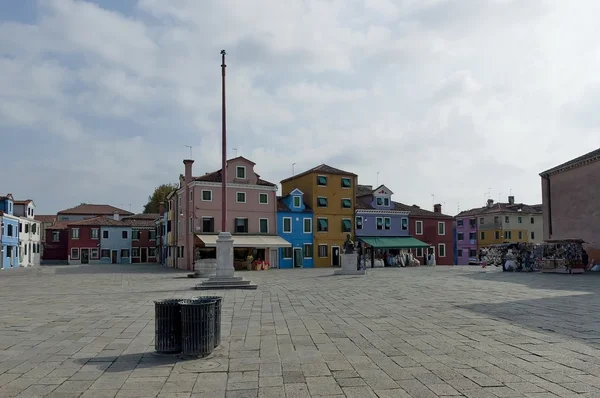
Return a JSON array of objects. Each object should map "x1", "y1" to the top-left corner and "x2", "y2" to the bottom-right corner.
[
  {"x1": 195, "y1": 234, "x2": 291, "y2": 270},
  {"x1": 357, "y1": 236, "x2": 431, "y2": 267}
]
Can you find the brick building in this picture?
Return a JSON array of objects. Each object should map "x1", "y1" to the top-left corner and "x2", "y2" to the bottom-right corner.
[{"x1": 540, "y1": 148, "x2": 600, "y2": 261}]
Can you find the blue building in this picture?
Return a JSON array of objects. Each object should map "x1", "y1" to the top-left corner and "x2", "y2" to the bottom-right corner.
[
  {"x1": 276, "y1": 189, "x2": 314, "y2": 268},
  {"x1": 0, "y1": 194, "x2": 20, "y2": 269},
  {"x1": 99, "y1": 222, "x2": 133, "y2": 264}
]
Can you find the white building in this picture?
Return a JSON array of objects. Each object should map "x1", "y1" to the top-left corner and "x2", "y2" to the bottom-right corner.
[{"x1": 13, "y1": 200, "x2": 41, "y2": 267}]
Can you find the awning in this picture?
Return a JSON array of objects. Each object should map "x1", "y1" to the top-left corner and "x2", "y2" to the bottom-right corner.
[
  {"x1": 196, "y1": 234, "x2": 291, "y2": 248},
  {"x1": 358, "y1": 236, "x2": 430, "y2": 249}
]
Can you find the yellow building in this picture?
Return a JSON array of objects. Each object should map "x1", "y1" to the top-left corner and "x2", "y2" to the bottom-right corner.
[
  {"x1": 281, "y1": 164, "x2": 357, "y2": 267},
  {"x1": 477, "y1": 197, "x2": 543, "y2": 249}
]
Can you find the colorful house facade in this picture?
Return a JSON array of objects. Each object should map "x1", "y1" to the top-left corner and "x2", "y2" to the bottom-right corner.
[
  {"x1": 455, "y1": 208, "x2": 480, "y2": 265},
  {"x1": 281, "y1": 164, "x2": 357, "y2": 268},
  {"x1": 0, "y1": 194, "x2": 19, "y2": 269},
  {"x1": 44, "y1": 222, "x2": 68, "y2": 262},
  {"x1": 355, "y1": 185, "x2": 410, "y2": 238},
  {"x1": 165, "y1": 190, "x2": 178, "y2": 268},
  {"x1": 276, "y1": 190, "x2": 314, "y2": 268},
  {"x1": 123, "y1": 214, "x2": 159, "y2": 263},
  {"x1": 57, "y1": 204, "x2": 134, "y2": 222},
  {"x1": 14, "y1": 199, "x2": 41, "y2": 267},
  {"x1": 404, "y1": 203, "x2": 455, "y2": 265}
]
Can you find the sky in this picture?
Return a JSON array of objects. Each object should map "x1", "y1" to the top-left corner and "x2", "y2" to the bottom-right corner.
[{"x1": 1, "y1": 0, "x2": 600, "y2": 215}]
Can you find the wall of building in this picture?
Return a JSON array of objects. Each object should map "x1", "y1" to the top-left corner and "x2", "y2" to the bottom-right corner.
[
  {"x1": 409, "y1": 217, "x2": 454, "y2": 265},
  {"x1": 68, "y1": 226, "x2": 101, "y2": 265},
  {"x1": 355, "y1": 211, "x2": 409, "y2": 237},
  {"x1": 99, "y1": 226, "x2": 132, "y2": 264},
  {"x1": 1, "y1": 214, "x2": 19, "y2": 269},
  {"x1": 131, "y1": 229, "x2": 157, "y2": 263},
  {"x1": 455, "y1": 217, "x2": 478, "y2": 265},
  {"x1": 43, "y1": 229, "x2": 68, "y2": 262},
  {"x1": 18, "y1": 219, "x2": 41, "y2": 267},
  {"x1": 277, "y1": 210, "x2": 314, "y2": 269}
]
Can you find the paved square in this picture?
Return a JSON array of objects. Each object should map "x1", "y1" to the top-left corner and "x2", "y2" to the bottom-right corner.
[{"x1": 2, "y1": 264, "x2": 600, "y2": 397}]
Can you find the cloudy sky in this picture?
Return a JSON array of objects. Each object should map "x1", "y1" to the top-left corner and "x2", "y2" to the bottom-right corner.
[{"x1": 1, "y1": 0, "x2": 599, "y2": 215}]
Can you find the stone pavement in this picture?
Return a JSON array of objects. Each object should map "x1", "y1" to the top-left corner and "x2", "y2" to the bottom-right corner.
[{"x1": 2, "y1": 265, "x2": 600, "y2": 397}]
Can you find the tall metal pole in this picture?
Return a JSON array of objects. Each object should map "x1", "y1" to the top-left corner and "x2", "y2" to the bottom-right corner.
[{"x1": 221, "y1": 50, "x2": 228, "y2": 233}]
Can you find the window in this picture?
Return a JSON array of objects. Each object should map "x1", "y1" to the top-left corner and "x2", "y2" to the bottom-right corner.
[
  {"x1": 342, "y1": 219, "x2": 352, "y2": 233},
  {"x1": 469, "y1": 232, "x2": 476, "y2": 240},
  {"x1": 530, "y1": 217, "x2": 535, "y2": 224},
  {"x1": 480, "y1": 232, "x2": 485, "y2": 240},
  {"x1": 469, "y1": 249, "x2": 477, "y2": 257},
  {"x1": 282, "y1": 247, "x2": 292, "y2": 259},
  {"x1": 341, "y1": 177, "x2": 351, "y2": 188},
  {"x1": 401, "y1": 218, "x2": 408, "y2": 231},
  {"x1": 438, "y1": 244, "x2": 446, "y2": 257},
  {"x1": 71, "y1": 248, "x2": 79, "y2": 259},
  {"x1": 259, "y1": 218, "x2": 269, "y2": 234},
  {"x1": 24, "y1": 245, "x2": 27, "y2": 255},
  {"x1": 317, "y1": 218, "x2": 328, "y2": 232},
  {"x1": 72, "y1": 228, "x2": 80, "y2": 239},
  {"x1": 317, "y1": 197, "x2": 328, "y2": 207},
  {"x1": 517, "y1": 216, "x2": 522, "y2": 224},
  {"x1": 6, "y1": 246, "x2": 12, "y2": 257},
  {"x1": 132, "y1": 248, "x2": 140, "y2": 257},
  {"x1": 132, "y1": 230, "x2": 140, "y2": 240},
  {"x1": 469, "y1": 219, "x2": 476, "y2": 228},
  {"x1": 293, "y1": 196, "x2": 301, "y2": 208},
  {"x1": 518, "y1": 231, "x2": 523, "y2": 240},
  {"x1": 504, "y1": 216, "x2": 509, "y2": 223},
  {"x1": 91, "y1": 248, "x2": 99, "y2": 259},
  {"x1": 376, "y1": 217, "x2": 383, "y2": 230},
  {"x1": 101, "y1": 249, "x2": 110, "y2": 258},
  {"x1": 495, "y1": 231, "x2": 500, "y2": 239},
  {"x1": 437, "y1": 222, "x2": 445, "y2": 235},
  {"x1": 504, "y1": 231, "x2": 512, "y2": 239},
  {"x1": 19, "y1": 223, "x2": 22, "y2": 233},
  {"x1": 32, "y1": 223, "x2": 37, "y2": 234},
  {"x1": 149, "y1": 230, "x2": 156, "y2": 240},
  {"x1": 494, "y1": 216, "x2": 499, "y2": 223},
  {"x1": 149, "y1": 248, "x2": 156, "y2": 257},
  {"x1": 318, "y1": 244, "x2": 328, "y2": 258},
  {"x1": 376, "y1": 197, "x2": 383, "y2": 206},
  {"x1": 384, "y1": 217, "x2": 391, "y2": 230},
  {"x1": 384, "y1": 198, "x2": 390, "y2": 206},
  {"x1": 189, "y1": 190, "x2": 193, "y2": 202},
  {"x1": 303, "y1": 244, "x2": 313, "y2": 258},
  {"x1": 480, "y1": 218, "x2": 484, "y2": 224},
  {"x1": 259, "y1": 193, "x2": 268, "y2": 204},
  {"x1": 282, "y1": 217, "x2": 292, "y2": 233},
  {"x1": 415, "y1": 221, "x2": 423, "y2": 235},
  {"x1": 52, "y1": 231, "x2": 60, "y2": 242},
  {"x1": 317, "y1": 175, "x2": 327, "y2": 186},
  {"x1": 303, "y1": 218, "x2": 312, "y2": 233},
  {"x1": 236, "y1": 166, "x2": 246, "y2": 179},
  {"x1": 356, "y1": 216, "x2": 363, "y2": 230},
  {"x1": 457, "y1": 219, "x2": 464, "y2": 227},
  {"x1": 103, "y1": 230, "x2": 109, "y2": 239},
  {"x1": 91, "y1": 228, "x2": 99, "y2": 239},
  {"x1": 531, "y1": 231, "x2": 535, "y2": 239},
  {"x1": 235, "y1": 218, "x2": 248, "y2": 233},
  {"x1": 457, "y1": 232, "x2": 464, "y2": 241},
  {"x1": 122, "y1": 230, "x2": 128, "y2": 239},
  {"x1": 341, "y1": 199, "x2": 351, "y2": 208},
  {"x1": 178, "y1": 196, "x2": 181, "y2": 208},
  {"x1": 458, "y1": 249, "x2": 463, "y2": 257},
  {"x1": 7, "y1": 224, "x2": 13, "y2": 236},
  {"x1": 236, "y1": 192, "x2": 246, "y2": 203},
  {"x1": 416, "y1": 247, "x2": 423, "y2": 257},
  {"x1": 202, "y1": 217, "x2": 214, "y2": 233},
  {"x1": 121, "y1": 249, "x2": 130, "y2": 258},
  {"x1": 25, "y1": 224, "x2": 29, "y2": 233},
  {"x1": 202, "y1": 190, "x2": 212, "y2": 201}
]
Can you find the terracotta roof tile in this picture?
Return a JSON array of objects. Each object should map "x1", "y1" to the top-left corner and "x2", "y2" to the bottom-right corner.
[
  {"x1": 13, "y1": 200, "x2": 33, "y2": 205},
  {"x1": 458, "y1": 202, "x2": 542, "y2": 217},
  {"x1": 35, "y1": 215, "x2": 57, "y2": 223},
  {"x1": 123, "y1": 213, "x2": 159, "y2": 220},
  {"x1": 280, "y1": 164, "x2": 357, "y2": 184},
  {"x1": 193, "y1": 169, "x2": 276, "y2": 187},
  {"x1": 356, "y1": 185, "x2": 374, "y2": 197},
  {"x1": 125, "y1": 219, "x2": 158, "y2": 228},
  {"x1": 57, "y1": 204, "x2": 134, "y2": 216},
  {"x1": 46, "y1": 222, "x2": 69, "y2": 230},
  {"x1": 394, "y1": 202, "x2": 454, "y2": 219},
  {"x1": 67, "y1": 216, "x2": 131, "y2": 227}
]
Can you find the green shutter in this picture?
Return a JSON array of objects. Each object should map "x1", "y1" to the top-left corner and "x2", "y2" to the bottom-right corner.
[
  {"x1": 341, "y1": 178, "x2": 351, "y2": 188},
  {"x1": 318, "y1": 218, "x2": 328, "y2": 231},
  {"x1": 317, "y1": 176, "x2": 327, "y2": 185},
  {"x1": 342, "y1": 199, "x2": 351, "y2": 208},
  {"x1": 342, "y1": 219, "x2": 351, "y2": 232}
]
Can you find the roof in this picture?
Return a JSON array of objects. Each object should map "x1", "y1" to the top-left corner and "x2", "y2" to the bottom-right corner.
[
  {"x1": 0, "y1": 194, "x2": 14, "y2": 201},
  {"x1": 57, "y1": 204, "x2": 134, "y2": 216},
  {"x1": 193, "y1": 165, "x2": 276, "y2": 187},
  {"x1": 125, "y1": 219, "x2": 157, "y2": 228},
  {"x1": 227, "y1": 156, "x2": 256, "y2": 165},
  {"x1": 35, "y1": 215, "x2": 57, "y2": 224},
  {"x1": 13, "y1": 200, "x2": 33, "y2": 205},
  {"x1": 66, "y1": 216, "x2": 131, "y2": 227},
  {"x1": 393, "y1": 202, "x2": 454, "y2": 219},
  {"x1": 276, "y1": 196, "x2": 312, "y2": 212},
  {"x1": 356, "y1": 185, "x2": 374, "y2": 197},
  {"x1": 457, "y1": 202, "x2": 542, "y2": 217},
  {"x1": 123, "y1": 213, "x2": 159, "y2": 220},
  {"x1": 540, "y1": 147, "x2": 600, "y2": 177},
  {"x1": 46, "y1": 222, "x2": 69, "y2": 231},
  {"x1": 280, "y1": 164, "x2": 357, "y2": 184}
]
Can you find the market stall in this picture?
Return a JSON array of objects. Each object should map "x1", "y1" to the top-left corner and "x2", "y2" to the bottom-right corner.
[
  {"x1": 539, "y1": 239, "x2": 585, "y2": 274},
  {"x1": 356, "y1": 237, "x2": 430, "y2": 268}
]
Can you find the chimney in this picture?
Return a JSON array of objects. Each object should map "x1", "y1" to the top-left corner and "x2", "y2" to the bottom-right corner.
[
  {"x1": 183, "y1": 159, "x2": 194, "y2": 184},
  {"x1": 508, "y1": 195, "x2": 515, "y2": 205},
  {"x1": 487, "y1": 199, "x2": 494, "y2": 208},
  {"x1": 433, "y1": 203, "x2": 441, "y2": 213},
  {"x1": 159, "y1": 201, "x2": 165, "y2": 216},
  {"x1": 113, "y1": 211, "x2": 119, "y2": 221}
]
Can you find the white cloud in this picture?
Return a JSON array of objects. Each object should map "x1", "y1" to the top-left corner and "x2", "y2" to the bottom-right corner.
[{"x1": 1, "y1": 0, "x2": 600, "y2": 215}]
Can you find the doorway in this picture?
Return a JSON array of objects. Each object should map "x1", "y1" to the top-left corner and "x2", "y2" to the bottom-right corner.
[
  {"x1": 141, "y1": 248, "x2": 148, "y2": 263},
  {"x1": 111, "y1": 250, "x2": 118, "y2": 264},
  {"x1": 332, "y1": 246, "x2": 340, "y2": 267},
  {"x1": 293, "y1": 248, "x2": 303, "y2": 268},
  {"x1": 81, "y1": 249, "x2": 89, "y2": 264},
  {"x1": 269, "y1": 249, "x2": 278, "y2": 268}
]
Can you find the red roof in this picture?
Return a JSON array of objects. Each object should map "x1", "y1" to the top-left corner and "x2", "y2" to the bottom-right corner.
[
  {"x1": 125, "y1": 219, "x2": 157, "y2": 228},
  {"x1": 194, "y1": 170, "x2": 276, "y2": 187},
  {"x1": 14, "y1": 199, "x2": 33, "y2": 205},
  {"x1": 281, "y1": 164, "x2": 357, "y2": 184},
  {"x1": 46, "y1": 222, "x2": 69, "y2": 231},
  {"x1": 67, "y1": 216, "x2": 130, "y2": 227},
  {"x1": 57, "y1": 204, "x2": 134, "y2": 216},
  {"x1": 35, "y1": 215, "x2": 56, "y2": 224}
]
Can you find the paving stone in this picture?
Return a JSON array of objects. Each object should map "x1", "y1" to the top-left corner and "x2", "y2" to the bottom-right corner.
[{"x1": 306, "y1": 376, "x2": 343, "y2": 396}]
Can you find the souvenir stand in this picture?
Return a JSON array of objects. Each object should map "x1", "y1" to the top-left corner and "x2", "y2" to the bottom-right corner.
[
  {"x1": 539, "y1": 239, "x2": 585, "y2": 274},
  {"x1": 482, "y1": 242, "x2": 543, "y2": 272}
]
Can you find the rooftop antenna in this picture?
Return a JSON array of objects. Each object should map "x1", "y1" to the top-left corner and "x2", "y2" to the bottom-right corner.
[
  {"x1": 457, "y1": 202, "x2": 460, "y2": 213},
  {"x1": 184, "y1": 145, "x2": 192, "y2": 159},
  {"x1": 509, "y1": 188, "x2": 513, "y2": 195},
  {"x1": 233, "y1": 148, "x2": 238, "y2": 157},
  {"x1": 292, "y1": 163, "x2": 296, "y2": 176},
  {"x1": 376, "y1": 172, "x2": 380, "y2": 186},
  {"x1": 431, "y1": 194, "x2": 435, "y2": 205}
]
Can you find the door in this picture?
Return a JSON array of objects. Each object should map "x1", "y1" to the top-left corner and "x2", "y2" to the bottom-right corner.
[
  {"x1": 332, "y1": 246, "x2": 340, "y2": 267},
  {"x1": 293, "y1": 248, "x2": 303, "y2": 268},
  {"x1": 111, "y1": 250, "x2": 118, "y2": 264},
  {"x1": 141, "y1": 248, "x2": 148, "y2": 263},
  {"x1": 269, "y1": 249, "x2": 278, "y2": 268},
  {"x1": 81, "y1": 249, "x2": 89, "y2": 264}
]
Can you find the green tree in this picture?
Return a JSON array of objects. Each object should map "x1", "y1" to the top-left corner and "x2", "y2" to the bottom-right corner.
[{"x1": 143, "y1": 183, "x2": 178, "y2": 214}]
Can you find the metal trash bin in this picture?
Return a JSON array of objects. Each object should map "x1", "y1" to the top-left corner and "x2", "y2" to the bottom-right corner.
[
  {"x1": 194, "y1": 296, "x2": 222, "y2": 348},
  {"x1": 154, "y1": 299, "x2": 183, "y2": 353},
  {"x1": 180, "y1": 299, "x2": 215, "y2": 357}
]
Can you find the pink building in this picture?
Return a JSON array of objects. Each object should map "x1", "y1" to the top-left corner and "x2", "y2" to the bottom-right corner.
[{"x1": 176, "y1": 157, "x2": 290, "y2": 270}]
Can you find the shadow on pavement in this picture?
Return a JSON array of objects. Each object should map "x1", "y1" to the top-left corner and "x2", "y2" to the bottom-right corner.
[{"x1": 76, "y1": 352, "x2": 180, "y2": 371}]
